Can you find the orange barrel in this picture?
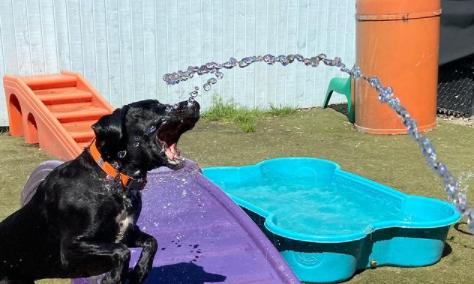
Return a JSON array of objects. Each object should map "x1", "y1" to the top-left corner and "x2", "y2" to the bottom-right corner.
[{"x1": 355, "y1": 0, "x2": 441, "y2": 134}]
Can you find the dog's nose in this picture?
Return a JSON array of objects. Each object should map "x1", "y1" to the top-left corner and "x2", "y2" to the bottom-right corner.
[
  {"x1": 187, "y1": 100, "x2": 200, "y2": 113},
  {"x1": 174, "y1": 100, "x2": 200, "y2": 115}
]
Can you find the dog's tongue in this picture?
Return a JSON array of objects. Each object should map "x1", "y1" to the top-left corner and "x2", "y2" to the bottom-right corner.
[{"x1": 165, "y1": 143, "x2": 181, "y2": 161}]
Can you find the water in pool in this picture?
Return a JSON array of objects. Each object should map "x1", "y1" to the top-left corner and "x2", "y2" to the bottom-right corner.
[{"x1": 217, "y1": 177, "x2": 415, "y2": 236}]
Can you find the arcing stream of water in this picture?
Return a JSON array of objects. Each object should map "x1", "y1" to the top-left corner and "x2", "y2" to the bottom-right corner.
[{"x1": 163, "y1": 54, "x2": 474, "y2": 237}]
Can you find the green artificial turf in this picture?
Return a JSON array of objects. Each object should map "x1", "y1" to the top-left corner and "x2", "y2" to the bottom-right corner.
[{"x1": 1, "y1": 107, "x2": 473, "y2": 284}]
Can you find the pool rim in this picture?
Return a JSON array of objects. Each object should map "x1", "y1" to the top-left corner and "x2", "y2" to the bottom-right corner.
[{"x1": 203, "y1": 157, "x2": 462, "y2": 244}]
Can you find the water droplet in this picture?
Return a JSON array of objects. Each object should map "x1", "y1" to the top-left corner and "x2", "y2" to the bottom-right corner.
[
  {"x1": 310, "y1": 57, "x2": 319, "y2": 67},
  {"x1": 368, "y1": 77, "x2": 381, "y2": 88},
  {"x1": 438, "y1": 163, "x2": 447, "y2": 175},
  {"x1": 286, "y1": 54, "x2": 295, "y2": 63},
  {"x1": 134, "y1": 136, "x2": 140, "y2": 142},
  {"x1": 465, "y1": 209, "x2": 474, "y2": 224},
  {"x1": 317, "y1": 53, "x2": 327, "y2": 60},
  {"x1": 165, "y1": 105, "x2": 174, "y2": 113},
  {"x1": 223, "y1": 61, "x2": 233, "y2": 69},
  {"x1": 243, "y1": 57, "x2": 253, "y2": 64},
  {"x1": 323, "y1": 58, "x2": 333, "y2": 65},
  {"x1": 111, "y1": 162, "x2": 120, "y2": 170},
  {"x1": 420, "y1": 137, "x2": 432, "y2": 149},
  {"x1": 378, "y1": 87, "x2": 394, "y2": 103},
  {"x1": 229, "y1": 57, "x2": 238, "y2": 66},
  {"x1": 134, "y1": 141, "x2": 140, "y2": 147},
  {"x1": 295, "y1": 54, "x2": 304, "y2": 62},
  {"x1": 203, "y1": 83, "x2": 211, "y2": 91},
  {"x1": 263, "y1": 54, "x2": 275, "y2": 65},
  {"x1": 215, "y1": 71, "x2": 224, "y2": 79},
  {"x1": 239, "y1": 60, "x2": 250, "y2": 68},
  {"x1": 351, "y1": 66, "x2": 363, "y2": 79},
  {"x1": 117, "y1": 150, "x2": 127, "y2": 159},
  {"x1": 340, "y1": 67, "x2": 351, "y2": 74},
  {"x1": 148, "y1": 125, "x2": 157, "y2": 133},
  {"x1": 208, "y1": 78, "x2": 217, "y2": 84}
]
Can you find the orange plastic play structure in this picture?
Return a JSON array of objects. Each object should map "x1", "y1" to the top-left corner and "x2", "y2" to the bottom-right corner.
[
  {"x1": 355, "y1": 0, "x2": 441, "y2": 134},
  {"x1": 3, "y1": 71, "x2": 114, "y2": 160}
]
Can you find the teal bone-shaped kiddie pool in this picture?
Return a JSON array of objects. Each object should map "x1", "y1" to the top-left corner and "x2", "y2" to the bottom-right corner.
[{"x1": 202, "y1": 158, "x2": 461, "y2": 283}]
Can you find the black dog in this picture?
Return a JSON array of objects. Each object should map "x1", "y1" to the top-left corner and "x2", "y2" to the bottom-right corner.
[{"x1": 0, "y1": 99, "x2": 199, "y2": 284}]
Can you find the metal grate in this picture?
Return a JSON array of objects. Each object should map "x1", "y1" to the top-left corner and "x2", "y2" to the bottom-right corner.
[{"x1": 437, "y1": 66, "x2": 474, "y2": 117}]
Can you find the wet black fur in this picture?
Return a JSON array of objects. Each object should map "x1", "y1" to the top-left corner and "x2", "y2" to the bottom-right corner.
[{"x1": 0, "y1": 100, "x2": 200, "y2": 284}]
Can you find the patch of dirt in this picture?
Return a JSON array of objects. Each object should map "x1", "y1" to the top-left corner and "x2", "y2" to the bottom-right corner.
[
  {"x1": 328, "y1": 103, "x2": 474, "y2": 129},
  {"x1": 438, "y1": 114, "x2": 474, "y2": 128}
]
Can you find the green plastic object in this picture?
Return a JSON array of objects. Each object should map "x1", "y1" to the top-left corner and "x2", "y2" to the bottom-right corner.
[{"x1": 323, "y1": 77, "x2": 355, "y2": 123}]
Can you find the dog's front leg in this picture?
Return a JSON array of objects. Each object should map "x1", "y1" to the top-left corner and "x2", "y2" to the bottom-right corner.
[
  {"x1": 124, "y1": 226, "x2": 158, "y2": 284},
  {"x1": 62, "y1": 240, "x2": 131, "y2": 284}
]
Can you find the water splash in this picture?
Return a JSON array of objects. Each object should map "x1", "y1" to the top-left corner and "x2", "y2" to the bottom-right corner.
[
  {"x1": 458, "y1": 172, "x2": 474, "y2": 198},
  {"x1": 164, "y1": 54, "x2": 474, "y2": 237}
]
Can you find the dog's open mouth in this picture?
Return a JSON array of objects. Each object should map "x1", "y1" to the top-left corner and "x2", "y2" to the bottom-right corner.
[
  {"x1": 157, "y1": 128, "x2": 182, "y2": 166},
  {"x1": 156, "y1": 117, "x2": 196, "y2": 168},
  {"x1": 153, "y1": 100, "x2": 200, "y2": 169},
  {"x1": 157, "y1": 138, "x2": 181, "y2": 164}
]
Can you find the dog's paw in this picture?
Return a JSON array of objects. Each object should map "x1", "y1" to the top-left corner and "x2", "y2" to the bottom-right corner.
[
  {"x1": 128, "y1": 268, "x2": 148, "y2": 284},
  {"x1": 100, "y1": 272, "x2": 122, "y2": 284}
]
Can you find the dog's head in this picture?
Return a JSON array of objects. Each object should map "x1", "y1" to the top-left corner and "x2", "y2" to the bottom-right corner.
[{"x1": 91, "y1": 100, "x2": 200, "y2": 175}]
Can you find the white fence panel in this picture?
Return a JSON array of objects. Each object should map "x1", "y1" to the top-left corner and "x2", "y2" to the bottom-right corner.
[{"x1": 0, "y1": 0, "x2": 356, "y2": 126}]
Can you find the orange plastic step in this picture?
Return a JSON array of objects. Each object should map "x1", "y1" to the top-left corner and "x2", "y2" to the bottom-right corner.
[
  {"x1": 3, "y1": 71, "x2": 114, "y2": 160},
  {"x1": 48, "y1": 103, "x2": 111, "y2": 122},
  {"x1": 34, "y1": 87, "x2": 93, "y2": 105},
  {"x1": 62, "y1": 120, "x2": 96, "y2": 142},
  {"x1": 77, "y1": 142, "x2": 91, "y2": 150},
  {"x1": 22, "y1": 74, "x2": 77, "y2": 90}
]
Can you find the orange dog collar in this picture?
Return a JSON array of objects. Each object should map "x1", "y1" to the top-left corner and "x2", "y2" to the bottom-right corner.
[{"x1": 89, "y1": 140, "x2": 146, "y2": 190}]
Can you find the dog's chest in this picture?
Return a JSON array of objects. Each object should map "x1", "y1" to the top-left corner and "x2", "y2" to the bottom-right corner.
[
  {"x1": 115, "y1": 208, "x2": 134, "y2": 243},
  {"x1": 114, "y1": 191, "x2": 140, "y2": 243}
]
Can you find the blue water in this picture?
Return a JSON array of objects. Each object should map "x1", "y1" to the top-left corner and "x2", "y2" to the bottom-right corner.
[{"x1": 218, "y1": 178, "x2": 414, "y2": 235}]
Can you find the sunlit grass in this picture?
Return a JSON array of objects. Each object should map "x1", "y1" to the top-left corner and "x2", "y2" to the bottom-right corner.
[{"x1": 202, "y1": 97, "x2": 297, "y2": 132}]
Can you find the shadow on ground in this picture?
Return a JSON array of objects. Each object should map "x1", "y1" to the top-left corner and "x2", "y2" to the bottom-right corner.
[{"x1": 145, "y1": 262, "x2": 226, "y2": 284}]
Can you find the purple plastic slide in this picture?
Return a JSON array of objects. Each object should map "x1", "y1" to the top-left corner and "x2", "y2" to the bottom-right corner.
[{"x1": 21, "y1": 160, "x2": 300, "y2": 284}]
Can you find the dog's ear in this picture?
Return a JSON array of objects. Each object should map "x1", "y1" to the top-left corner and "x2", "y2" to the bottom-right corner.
[{"x1": 92, "y1": 106, "x2": 128, "y2": 159}]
